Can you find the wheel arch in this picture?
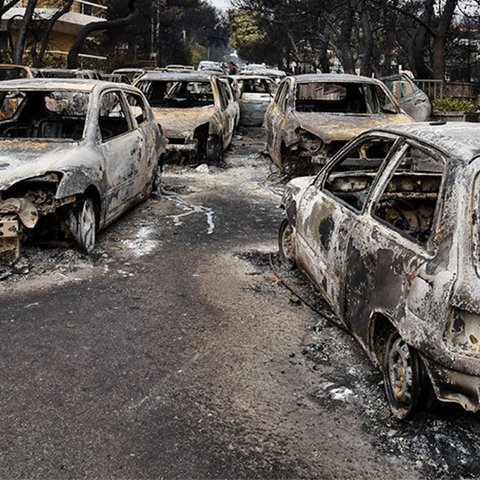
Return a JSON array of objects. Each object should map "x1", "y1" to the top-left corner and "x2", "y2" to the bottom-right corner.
[{"x1": 369, "y1": 312, "x2": 396, "y2": 367}]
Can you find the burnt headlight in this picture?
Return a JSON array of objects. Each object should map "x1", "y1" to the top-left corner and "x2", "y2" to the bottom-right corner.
[
  {"x1": 298, "y1": 130, "x2": 323, "y2": 155},
  {"x1": 297, "y1": 130, "x2": 328, "y2": 166},
  {"x1": 444, "y1": 309, "x2": 480, "y2": 355}
]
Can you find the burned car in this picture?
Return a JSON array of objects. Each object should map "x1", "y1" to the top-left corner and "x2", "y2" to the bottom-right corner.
[
  {"x1": 0, "y1": 79, "x2": 165, "y2": 262},
  {"x1": 280, "y1": 122, "x2": 480, "y2": 418},
  {"x1": 265, "y1": 74, "x2": 412, "y2": 176},
  {"x1": 235, "y1": 75, "x2": 277, "y2": 127},
  {"x1": 383, "y1": 73, "x2": 432, "y2": 122},
  {"x1": 135, "y1": 72, "x2": 239, "y2": 163}
]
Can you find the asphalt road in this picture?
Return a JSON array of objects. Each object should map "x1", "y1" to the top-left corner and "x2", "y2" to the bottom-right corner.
[{"x1": 1, "y1": 130, "x2": 479, "y2": 479}]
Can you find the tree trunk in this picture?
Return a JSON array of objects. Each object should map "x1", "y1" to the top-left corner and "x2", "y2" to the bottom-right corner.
[
  {"x1": 318, "y1": 23, "x2": 331, "y2": 73},
  {"x1": 360, "y1": 3, "x2": 375, "y2": 76},
  {"x1": 337, "y1": 0, "x2": 356, "y2": 73},
  {"x1": 12, "y1": 0, "x2": 37, "y2": 64},
  {"x1": 432, "y1": 0, "x2": 457, "y2": 79},
  {"x1": 33, "y1": 0, "x2": 75, "y2": 67}
]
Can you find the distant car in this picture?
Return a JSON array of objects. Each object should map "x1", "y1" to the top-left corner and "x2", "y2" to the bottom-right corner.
[
  {"x1": 112, "y1": 68, "x2": 146, "y2": 82},
  {"x1": 239, "y1": 67, "x2": 287, "y2": 83},
  {"x1": 243, "y1": 63, "x2": 267, "y2": 71},
  {"x1": 382, "y1": 73, "x2": 432, "y2": 122},
  {"x1": 100, "y1": 73, "x2": 131, "y2": 84},
  {"x1": 0, "y1": 79, "x2": 165, "y2": 262},
  {"x1": 135, "y1": 71, "x2": 239, "y2": 163},
  {"x1": 280, "y1": 122, "x2": 480, "y2": 418},
  {"x1": 37, "y1": 68, "x2": 103, "y2": 80},
  {"x1": 198, "y1": 61, "x2": 223, "y2": 73},
  {"x1": 234, "y1": 75, "x2": 277, "y2": 126},
  {"x1": 164, "y1": 65, "x2": 195, "y2": 73},
  {"x1": 264, "y1": 74, "x2": 412, "y2": 176},
  {"x1": 0, "y1": 64, "x2": 34, "y2": 80}
]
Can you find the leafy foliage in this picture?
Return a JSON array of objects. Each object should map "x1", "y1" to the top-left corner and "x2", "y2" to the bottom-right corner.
[{"x1": 433, "y1": 97, "x2": 479, "y2": 112}]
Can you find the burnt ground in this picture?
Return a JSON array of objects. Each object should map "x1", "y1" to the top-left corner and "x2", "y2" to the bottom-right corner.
[{"x1": 0, "y1": 128, "x2": 480, "y2": 479}]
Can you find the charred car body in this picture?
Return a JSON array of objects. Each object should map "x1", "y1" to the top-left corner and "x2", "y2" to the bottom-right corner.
[
  {"x1": 0, "y1": 79, "x2": 165, "y2": 262},
  {"x1": 265, "y1": 74, "x2": 412, "y2": 176},
  {"x1": 136, "y1": 72, "x2": 239, "y2": 164},
  {"x1": 280, "y1": 122, "x2": 480, "y2": 418},
  {"x1": 235, "y1": 75, "x2": 277, "y2": 127}
]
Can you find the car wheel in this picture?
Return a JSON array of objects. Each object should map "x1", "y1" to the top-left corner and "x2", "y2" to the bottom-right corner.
[
  {"x1": 207, "y1": 136, "x2": 223, "y2": 164},
  {"x1": 383, "y1": 330, "x2": 430, "y2": 419},
  {"x1": 67, "y1": 197, "x2": 97, "y2": 253},
  {"x1": 278, "y1": 219, "x2": 296, "y2": 269}
]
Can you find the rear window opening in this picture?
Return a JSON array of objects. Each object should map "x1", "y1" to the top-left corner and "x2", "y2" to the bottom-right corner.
[
  {"x1": 136, "y1": 80, "x2": 214, "y2": 108},
  {"x1": 295, "y1": 82, "x2": 397, "y2": 114}
]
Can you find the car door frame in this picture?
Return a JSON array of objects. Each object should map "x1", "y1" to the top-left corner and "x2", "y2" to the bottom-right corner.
[
  {"x1": 217, "y1": 77, "x2": 237, "y2": 147},
  {"x1": 344, "y1": 138, "x2": 453, "y2": 355},
  {"x1": 265, "y1": 78, "x2": 291, "y2": 165},
  {"x1": 93, "y1": 87, "x2": 147, "y2": 224},
  {"x1": 295, "y1": 132, "x2": 400, "y2": 319}
]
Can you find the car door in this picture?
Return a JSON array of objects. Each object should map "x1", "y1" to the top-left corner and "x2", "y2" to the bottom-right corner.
[
  {"x1": 271, "y1": 79, "x2": 294, "y2": 165},
  {"x1": 344, "y1": 141, "x2": 453, "y2": 350},
  {"x1": 214, "y1": 77, "x2": 236, "y2": 148},
  {"x1": 264, "y1": 79, "x2": 289, "y2": 163},
  {"x1": 125, "y1": 90, "x2": 161, "y2": 190},
  {"x1": 296, "y1": 135, "x2": 396, "y2": 318},
  {"x1": 383, "y1": 74, "x2": 432, "y2": 121},
  {"x1": 96, "y1": 89, "x2": 146, "y2": 222}
]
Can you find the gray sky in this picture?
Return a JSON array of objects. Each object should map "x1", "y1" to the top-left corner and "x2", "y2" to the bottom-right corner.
[{"x1": 209, "y1": 0, "x2": 231, "y2": 11}]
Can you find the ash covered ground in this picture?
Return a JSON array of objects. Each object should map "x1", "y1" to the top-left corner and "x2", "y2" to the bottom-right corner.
[{"x1": 0, "y1": 128, "x2": 479, "y2": 479}]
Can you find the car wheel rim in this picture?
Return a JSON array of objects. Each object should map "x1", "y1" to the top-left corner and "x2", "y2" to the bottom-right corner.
[
  {"x1": 387, "y1": 337, "x2": 413, "y2": 406},
  {"x1": 80, "y1": 200, "x2": 96, "y2": 253}
]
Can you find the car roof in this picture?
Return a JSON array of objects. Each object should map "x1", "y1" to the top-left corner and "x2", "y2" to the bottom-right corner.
[
  {"x1": 372, "y1": 122, "x2": 480, "y2": 162},
  {"x1": 0, "y1": 78, "x2": 136, "y2": 92},
  {"x1": 293, "y1": 73, "x2": 384, "y2": 85},
  {"x1": 234, "y1": 75, "x2": 275, "y2": 81},
  {"x1": 113, "y1": 68, "x2": 145, "y2": 73},
  {"x1": 137, "y1": 71, "x2": 212, "y2": 82}
]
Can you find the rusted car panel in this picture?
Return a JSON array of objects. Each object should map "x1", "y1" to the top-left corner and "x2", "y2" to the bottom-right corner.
[
  {"x1": 382, "y1": 73, "x2": 432, "y2": 122},
  {"x1": 265, "y1": 74, "x2": 412, "y2": 176},
  {"x1": 280, "y1": 122, "x2": 480, "y2": 418},
  {"x1": 0, "y1": 79, "x2": 165, "y2": 262},
  {"x1": 234, "y1": 75, "x2": 277, "y2": 127},
  {"x1": 135, "y1": 72, "x2": 239, "y2": 163}
]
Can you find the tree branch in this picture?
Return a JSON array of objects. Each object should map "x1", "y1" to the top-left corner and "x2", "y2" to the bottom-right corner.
[{"x1": 68, "y1": 0, "x2": 139, "y2": 68}]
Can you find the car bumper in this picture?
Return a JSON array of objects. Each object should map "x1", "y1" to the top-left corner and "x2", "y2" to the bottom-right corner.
[
  {"x1": 166, "y1": 140, "x2": 198, "y2": 154},
  {"x1": 423, "y1": 355, "x2": 480, "y2": 412}
]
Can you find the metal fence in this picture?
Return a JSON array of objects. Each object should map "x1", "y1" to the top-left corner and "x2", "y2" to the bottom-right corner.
[
  {"x1": 413, "y1": 79, "x2": 444, "y2": 99},
  {"x1": 414, "y1": 79, "x2": 479, "y2": 99}
]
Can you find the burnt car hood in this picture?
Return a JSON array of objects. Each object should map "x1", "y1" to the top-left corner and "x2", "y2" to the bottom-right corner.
[
  {"x1": 0, "y1": 140, "x2": 80, "y2": 190},
  {"x1": 153, "y1": 106, "x2": 215, "y2": 138},
  {"x1": 294, "y1": 112, "x2": 412, "y2": 143}
]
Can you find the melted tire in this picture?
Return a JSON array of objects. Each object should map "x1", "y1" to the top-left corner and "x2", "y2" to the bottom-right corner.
[
  {"x1": 67, "y1": 197, "x2": 97, "y2": 253},
  {"x1": 382, "y1": 330, "x2": 433, "y2": 419},
  {"x1": 278, "y1": 219, "x2": 296, "y2": 270}
]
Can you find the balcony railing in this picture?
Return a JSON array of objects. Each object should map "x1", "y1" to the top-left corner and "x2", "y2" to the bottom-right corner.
[{"x1": 18, "y1": 0, "x2": 108, "y2": 19}]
